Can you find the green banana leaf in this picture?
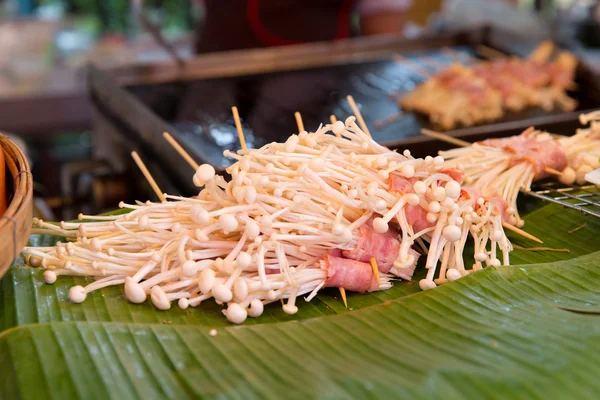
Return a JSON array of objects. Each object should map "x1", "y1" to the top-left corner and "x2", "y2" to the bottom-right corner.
[{"x1": 1, "y1": 200, "x2": 599, "y2": 399}]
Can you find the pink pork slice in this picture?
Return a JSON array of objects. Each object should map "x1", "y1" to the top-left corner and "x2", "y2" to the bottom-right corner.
[
  {"x1": 479, "y1": 130, "x2": 567, "y2": 180},
  {"x1": 388, "y1": 174, "x2": 436, "y2": 233},
  {"x1": 342, "y1": 217, "x2": 400, "y2": 273},
  {"x1": 323, "y1": 254, "x2": 379, "y2": 293}
]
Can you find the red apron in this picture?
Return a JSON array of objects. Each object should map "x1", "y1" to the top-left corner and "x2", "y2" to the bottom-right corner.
[{"x1": 195, "y1": 0, "x2": 354, "y2": 53}]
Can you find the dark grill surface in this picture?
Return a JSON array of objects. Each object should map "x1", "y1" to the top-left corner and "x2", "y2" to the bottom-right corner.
[{"x1": 129, "y1": 44, "x2": 597, "y2": 168}]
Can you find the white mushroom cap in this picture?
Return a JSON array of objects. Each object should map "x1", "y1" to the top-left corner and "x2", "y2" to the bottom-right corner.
[
  {"x1": 445, "y1": 180, "x2": 461, "y2": 199},
  {"x1": 332, "y1": 121, "x2": 346, "y2": 136},
  {"x1": 198, "y1": 269, "x2": 215, "y2": 294},
  {"x1": 443, "y1": 225, "x2": 462, "y2": 242},
  {"x1": 178, "y1": 298, "x2": 189, "y2": 309},
  {"x1": 248, "y1": 299, "x2": 264, "y2": 318},
  {"x1": 195, "y1": 164, "x2": 216, "y2": 184},
  {"x1": 233, "y1": 278, "x2": 249, "y2": 301},
  {"x1": 124, "y1": 277, "x2": 147, "y2": 304},
  {"x1": 372, "y1": 218, "x2": 389, "y2": 234},
  {"x1": 182, "y1": 260, "x2": 199, "y2": 277},
  {"x1": 446, "y1": 269, "x2": 462, "y2": 281},
  {"x1": 190, "y1": 205, "x2": 210, "y2": 225},
  {"x1": 419, "y1": 279, "x2": 436, "y2": 291},
  {"x1": 225, "y1": 303, "x2": 248, "y2": 324},
  {"x1": 282, "y1": 304, "x2": 299, "y2": 315},
  {"x1": 151, "y1": 286, "x2": 171, "y2": 310},
  {"x1": 44, "y1": 270, "x2": 57, "y2": 284},
  {"x1": 69, "y1": 285, "x2": 87, "y2": 303},
  {"x1": 212, "y1": 283, "x2": 233, "y2": 303},
  {"x1": 475, "y1": 252, "x2": 488, "y2": 262},
  {"x1": 219, "y1": 214, "x2": 239, "y2": 233},
  {"x1": 559, "y1": 167, "x2": 576, "y2": 185},
  {"x1": 236, "y1": 252, "x2": 252, "y2": 269}
]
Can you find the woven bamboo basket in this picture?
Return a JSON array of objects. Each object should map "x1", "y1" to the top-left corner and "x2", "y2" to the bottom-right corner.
[{"x1": 0, "y1": 134, "x2": 33, "y2": 278}]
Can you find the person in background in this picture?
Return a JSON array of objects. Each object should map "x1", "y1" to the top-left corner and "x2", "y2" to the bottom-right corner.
[
  {"x1": 175, "y1": 1, "x2": 415, "y2": 147},
  {"x1": 194, "y1": 0, "x2": 414, "y2": 53}
]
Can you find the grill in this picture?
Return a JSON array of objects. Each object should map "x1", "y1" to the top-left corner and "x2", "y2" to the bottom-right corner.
[
  {"x1": 89, "y1": 26, "x2": 600, "y2": 196},
  {"x1": 526, "y1": 182, "x2": 600, "y2": 218}
]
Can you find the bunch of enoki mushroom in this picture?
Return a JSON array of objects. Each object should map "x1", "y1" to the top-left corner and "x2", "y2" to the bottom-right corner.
[
  {"x1": 435, "y1": 111, "x2": 600, "y2": 227},
  {"x1": 23, "y1": 116, "x2": 515, "y2": 324}
]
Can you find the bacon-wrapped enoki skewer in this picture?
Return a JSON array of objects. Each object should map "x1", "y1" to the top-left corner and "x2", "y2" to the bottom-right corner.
[
  {"x1": 400, "y1": 41, "x2": 577, "y2": 130},
  {"x1": 556, "y1": 112, "x2": 600, "y2": 185},
  {"x1": 24, "y1": 116, "x2": 511, "y2": 323},
  {"x1": 439, "y1": 111, "x2": 600, "y2": 226},
  {"x1": 440, "y1": 128, "x2": 566, "y2": 226}
]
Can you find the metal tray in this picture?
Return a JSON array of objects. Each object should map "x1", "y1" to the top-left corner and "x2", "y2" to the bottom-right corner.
[{"x1": 88, "y1": 26, "x2": 600, "y2": 196}]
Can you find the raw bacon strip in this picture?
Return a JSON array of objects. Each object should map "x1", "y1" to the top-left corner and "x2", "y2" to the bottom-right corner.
[
  {"x1": 478, "y1": 131, "x2": 567, "y2": 179},
  {"x1": 388, "y1": 174, "x2": 436, "y2": 232},
  {"x1": 323, "y1": 254, "x2": 379, "y2": 293},
  {"x1": 487, "y1": 195, "x2": 510, "y2": 222},
  {"x1": 388, "y1": 174, "x2": 416, "y2": 193},
  {"x1": 399, "y1": 43, "x2": 577, "y2": 130},
  {"x1": 342, "y1": 218, "x2": 400, "y2": 272},
  {"x1": 439, "y1": 168, "x2": 464, "y2": 184},
  {"x1": 405, "y1": 204, "x2": 432, "y2": 233}
]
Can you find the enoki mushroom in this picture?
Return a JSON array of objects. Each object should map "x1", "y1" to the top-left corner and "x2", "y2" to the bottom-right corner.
[
  {"x1": 24, "y1": 116, "x2": 512, "y2": 324},
  {"x1": 440, "y1": 111, "x2": 600, "y2": 227}
]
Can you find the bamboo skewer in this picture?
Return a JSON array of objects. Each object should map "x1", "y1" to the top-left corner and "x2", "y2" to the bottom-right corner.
[
  {"x1": 163, "y1": 132, "x2": 199, "y2": 170},
  {"x1": 324, "y1": 111, "x2": 348, "y2": 303},
  {"x1": 502, "y1": 223, "x2": 543, "y2": 244},
  {"x1": 347, "y1": 95, "x2": 371, "y2": 137},
  {"x1": 476, "y1": 45, "x2": 507, "y2": 60},
  {"x1": 370, "y1": 257, "x2": 381, "y2": 286},
  {"x1": 422, "y1": 128, "x2": 564, "y2": 178},
  {"x1": 131, "y1": 151, "x2": 166, "y2": 202},
  {"x1": 421, "y1": 129, "x2": 471, "y2": 147},
  {"x1": 339, "y1": 286, "x2": 348, "y2": 308},
  {"x1": 295, "y1": 112, "x2": 305, "y2": 133},
  {"x1": 544, "y1": 167, "x2": 562, "y2": 176},
  {"x1": 231, "y1": 106, "x2": 247, "y2": 150},
  {"x1": 330, "y1": 115, "x2": 342, "y2": 138}
]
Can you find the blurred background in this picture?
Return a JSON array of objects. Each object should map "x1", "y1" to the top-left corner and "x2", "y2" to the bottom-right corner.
[{"x1": 1, "y1": 0, "x2": 599, "y2": 220}]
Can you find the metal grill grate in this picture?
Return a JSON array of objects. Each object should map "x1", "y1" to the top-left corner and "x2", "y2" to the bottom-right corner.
[{"x1": 526, "y1": 182, "x2": 600, "y2": 218}]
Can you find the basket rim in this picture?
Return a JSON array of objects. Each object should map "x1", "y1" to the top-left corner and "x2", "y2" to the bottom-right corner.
[{"x1": 0, "y1": 134, "x2": 33, "y2": 227}]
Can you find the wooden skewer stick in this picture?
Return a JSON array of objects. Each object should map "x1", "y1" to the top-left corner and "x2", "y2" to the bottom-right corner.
[
  {"x1": 421, "y1": 129, "x2": 471, "y2": 147},
  {"x1": 370, "y1": 257, "x2": 381, "y2": 286},
  {"x1": 476, "y1": 45, "x2": 507, "y2": 60},
  {"x1": 131, "y1": 151, "x2": 166, "y2": 202},
  {"x1": 294, "y1": 111, "x2": 305, "y2": 133},
  {"x1": 544, "y1": 167, "x2": 562, "y2": 176},
  {"x1": 231, "y1": 106, "x2": 247, "y2": 150},
  {"x1": 502, "y1": 222, "x2": 543, "y2": 244},
  {"x1": 346, "y1": 95, "x2": 371, "y2": 138},
  {"x1": 374, "y1": 112, "x2": 405, "y2": 129},
  {"x1": 330, "y1": 114, "x2": 342, "y2": 138},
  {"x1": 163, "y1": 132, "x2": 199, "y2": 170},
  {"x1": 339, "y1": 287, "x2": 348, "y2": 308}
]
